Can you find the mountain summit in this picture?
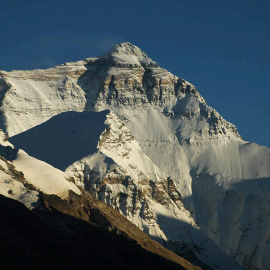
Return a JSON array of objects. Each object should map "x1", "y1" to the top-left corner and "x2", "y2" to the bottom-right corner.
[
  {"x1": 1, "y1": 42, "x2": 269, "y2": 270},
  {"x1": 101, "y1": 42, "x2": 159, "y2": 67}
]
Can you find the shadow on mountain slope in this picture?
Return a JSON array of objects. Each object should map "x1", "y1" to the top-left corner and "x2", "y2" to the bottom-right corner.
[
  {"x1": 231, "y1": 177, "x2": 270, "y2": 197},
  {"x1": 9, "y1": 110, "x2": 109, "y2": 170},
  {"x1": 0, "y1": 192, "x2": 202, "y2": 270},
  {"x1": 152, "y1": 213, "x2": 243, "y2": 270},
  {"x1": 187, "y1": 170, "x2": 270, "y2": 270},
  {"x1": 0, "y1": 144, "x2": 18, "y2": 161}
]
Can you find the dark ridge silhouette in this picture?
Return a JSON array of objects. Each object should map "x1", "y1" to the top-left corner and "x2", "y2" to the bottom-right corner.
[{"x1": 0, "y1": 194, "x2": 202, "y2": 270}]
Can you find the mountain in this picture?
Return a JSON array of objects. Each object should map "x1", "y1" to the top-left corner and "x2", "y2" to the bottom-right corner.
[
  {"x1": 1, "y1": 42, "x2": 269, "y2": 269},
  {"x1": 0, "y1": 135, "x2": 201, "y2": 270}
]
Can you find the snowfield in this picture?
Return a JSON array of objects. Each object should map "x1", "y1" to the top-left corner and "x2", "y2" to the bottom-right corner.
[{"x1": 13, "y1": 150, "x2": 81, "y2": 198}]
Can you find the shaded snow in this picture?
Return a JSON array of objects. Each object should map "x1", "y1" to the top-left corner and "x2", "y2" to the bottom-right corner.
[{"x1": 10, "y1": 111, "x2": 108, "y2": 170}]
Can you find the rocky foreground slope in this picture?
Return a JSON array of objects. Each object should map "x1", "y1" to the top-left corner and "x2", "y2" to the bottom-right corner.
[
  {"x1": 0, "y1": 192, "x2": 201, "y2": 270},
  {"x1": 1, "y1": 42, "x2": 269, "y2": 269}
]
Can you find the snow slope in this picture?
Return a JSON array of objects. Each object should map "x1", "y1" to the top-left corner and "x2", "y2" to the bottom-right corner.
[
  {"x1": 13, "y1": 150, "x2": 80, "y2": 198},
  {"x1": 0, "y1": 129, "x2": 80, "y2": 204},
  {"x1": 0, "y1": 63, "x2": 87, "y2": 136}
]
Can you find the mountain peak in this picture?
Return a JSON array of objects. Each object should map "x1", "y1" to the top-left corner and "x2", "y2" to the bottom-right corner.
[
  {"x1": 111, "y1": 42, "x2": 146, "y2": 56},
  {"x1": 102, "y1": 42, "x2": 159, "y2": 67}
]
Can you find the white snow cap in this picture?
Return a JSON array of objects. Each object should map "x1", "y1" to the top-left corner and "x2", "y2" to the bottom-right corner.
[{"x1": 102, "y1": 42, "x2": 159, "y2": 66}]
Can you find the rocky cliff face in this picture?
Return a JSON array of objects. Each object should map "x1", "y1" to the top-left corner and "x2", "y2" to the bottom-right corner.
[{"x1": 1, "y1": 42, "x2": 270, "y2": 270}]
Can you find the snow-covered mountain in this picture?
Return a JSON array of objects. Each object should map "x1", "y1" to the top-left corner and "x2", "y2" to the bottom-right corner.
[
  {"x1": 1, "y1": 42, "x2": 269, "y2": 269},
  {"x1": 8, "y1": 109, "x2": 241, "y2": 269}
]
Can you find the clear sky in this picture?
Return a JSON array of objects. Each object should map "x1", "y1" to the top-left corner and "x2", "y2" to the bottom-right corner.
[{"x1": 1, "y1": 0, "x2": 269, "y2": 146}]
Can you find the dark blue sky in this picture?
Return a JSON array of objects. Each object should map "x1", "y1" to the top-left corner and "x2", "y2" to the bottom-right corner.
[{"x1": 1, "y1": 0, "x2": 269, "y2": 146}]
